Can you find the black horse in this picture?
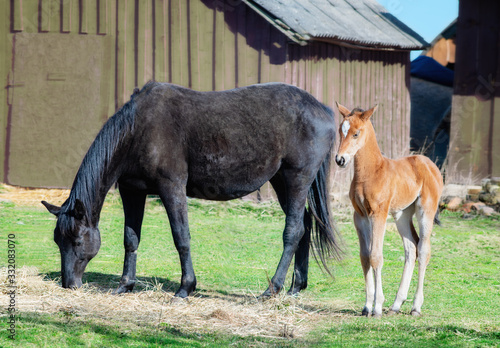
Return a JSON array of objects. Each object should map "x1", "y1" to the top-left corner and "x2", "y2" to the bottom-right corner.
[{"x1": 42, "y1": 81, "x2": 342, "y2": 298}]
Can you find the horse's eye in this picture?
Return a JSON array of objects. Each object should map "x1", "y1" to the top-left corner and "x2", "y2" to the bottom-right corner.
[{"x1": 353, "y1": 131, "x2": 360, "y2": 138}]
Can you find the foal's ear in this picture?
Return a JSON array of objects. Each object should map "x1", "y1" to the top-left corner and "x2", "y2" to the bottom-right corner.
[
  {"x1": 336, "y1": 102, "x2": 351, "y2": 118},
  {"x1": 361, "y1": 104, "x2": 378, "y2": 121},
  {"x1": 72, "y1": 199, "x2": 86, "y2": 221},
  {"x1": 42, "y1": 201, "x2": 62, "y2": 216}
]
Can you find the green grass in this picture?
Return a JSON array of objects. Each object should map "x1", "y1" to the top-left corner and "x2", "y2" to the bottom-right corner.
[{"x1": 1, "y1": 192, "x2": 499, "y2": 347}]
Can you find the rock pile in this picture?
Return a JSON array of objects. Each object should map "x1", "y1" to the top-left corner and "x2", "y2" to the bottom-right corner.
[{"x1": 441, "y1": 178, "x2": 500, "y2": 217}]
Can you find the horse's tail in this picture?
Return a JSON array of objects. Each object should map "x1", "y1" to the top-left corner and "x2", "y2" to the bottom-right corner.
[
  {"x1": 434, "y1": 207, "x2": 442, "y2": 226},
  {"x1": 306, "y1": 151, "x2": 344, "y2": 276}
]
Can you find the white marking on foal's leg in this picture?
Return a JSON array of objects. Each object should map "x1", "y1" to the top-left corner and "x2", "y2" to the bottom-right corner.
[
  {"x1": 342, "y1": 120, "x2": 350, "y2": 137},
  {"x1": 391, "y1": 207, "x2": 417, "y2": 314}
]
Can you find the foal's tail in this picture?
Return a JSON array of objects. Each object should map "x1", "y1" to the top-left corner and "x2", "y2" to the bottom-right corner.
[{"x1": 306, "y1": 152, "x2": 344, "y2": 276}]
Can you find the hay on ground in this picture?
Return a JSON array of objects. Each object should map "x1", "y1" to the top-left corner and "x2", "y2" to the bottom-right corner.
[{"x1": 0, "y1": 266, "x2": 348, "y2": 339}]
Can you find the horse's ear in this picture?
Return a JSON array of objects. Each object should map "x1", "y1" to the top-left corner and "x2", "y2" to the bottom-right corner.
[
  {"x1": 42, "y1": 201, "x2": 61, "y2": 216},
  {"x1": 336, "y1": 102, "x2": 351, "y2": 119},
  {"x1": 72, "y1": 199, "x2": 86, "y2": 221},
  {"x1": 361, "y1": 104, "x2": 378, "y2": 121}
]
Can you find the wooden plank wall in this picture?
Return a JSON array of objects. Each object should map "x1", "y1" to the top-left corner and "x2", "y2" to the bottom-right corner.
[
  {"x1": 114, "y1": 0, "x2": 411, "y2": 156},
  {"x1": 448, "y1": 0, "x2": 500, "y2": 181},
  {"x1": 1, "y1": 0, "x2": 411, "y2": 190}
]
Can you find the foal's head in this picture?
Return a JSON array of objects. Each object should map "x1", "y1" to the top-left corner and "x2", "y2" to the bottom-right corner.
[{"x1": 334, "y1": 103, "x2": 378, "y2": 168}]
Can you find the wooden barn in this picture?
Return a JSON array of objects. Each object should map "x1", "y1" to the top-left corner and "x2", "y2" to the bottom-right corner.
[
  {"x1": 0, "y1": 0, "x2": 426, "y2": 189},
  {"x1": 448, "y1": 0, "x2": 500, "y2": 182}
]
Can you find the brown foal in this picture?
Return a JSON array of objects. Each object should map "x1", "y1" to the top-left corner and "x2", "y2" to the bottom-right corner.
[{"x1": 335, "y1": 103, "x2": 443, "y2": 317}]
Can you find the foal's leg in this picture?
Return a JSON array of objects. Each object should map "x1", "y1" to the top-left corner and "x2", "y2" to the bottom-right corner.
[
  {"x1": 354, "y1": 212, "x2": 374, "y2": 316},
  {"x1": 270, "y1": 175, "x2": 310, "y2": 295},
  {"x1": 390, "y1": 204, "x2": 419, "y2": 314},
  {"x1": 364, "y1": 213, "x2": 388, "y2": 318},
  {"x1": 412, "y1": 197, "x2": 435, "y2": 315},
  {"x1": 158, "y1": 184, "x2": 196, "y2": 298},
  {"x1": 115, "y1": 186, "x2": 147, "y2": 294},
  {"x1": 262, "y1": 175, "x2": 309, "y2": 297}
]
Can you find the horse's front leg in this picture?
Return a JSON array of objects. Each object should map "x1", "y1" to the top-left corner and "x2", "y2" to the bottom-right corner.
[
  {"x1": 115, "y1": 186, "x2": 147, "y2": 294},
  {"x1": 159, "y1": 184, "x2": 196, "y2": 298},
  {"x1": 262, "y1": 187, "x2": 308, "y2": 297}
]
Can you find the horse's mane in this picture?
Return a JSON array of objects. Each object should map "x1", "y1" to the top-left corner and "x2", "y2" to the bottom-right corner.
[{"x1": 58, "y1": 91, "x2": 141, "y2": 236}]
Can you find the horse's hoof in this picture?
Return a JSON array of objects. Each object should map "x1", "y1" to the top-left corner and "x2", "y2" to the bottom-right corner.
[
  {"x1": 411, "y1": 310, "x2": 421, "y2": 317},
  {"x1": 372, "y1": 312, "x2": 382, "y2": 319},
  {"x1": 260, "y1": 285, "x2": 280, "y2": 299},
  {"x1": 286, "y1": 286, "x2": 304, "y2": 296},
  {"x1": 113, "y1": 283, "x2": 134, "y2": 295},
  {"x1": 361, "y1": 308, "x2": 371, "y2": 317},
  {"x1": 174, "y1": 288, "x2": 193, "y2": 299}
]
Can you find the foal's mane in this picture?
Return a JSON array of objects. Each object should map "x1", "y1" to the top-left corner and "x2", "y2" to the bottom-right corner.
[{"x1": 58, "y1": 84, "x2": 152, "y2": 235}]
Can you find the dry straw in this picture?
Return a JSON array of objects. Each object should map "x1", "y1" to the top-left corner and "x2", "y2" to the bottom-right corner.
[
  {"x1": 0, "y1": 266, "x2": 346, "y2": 339},
  {"x1": 0, "y1": 185, "x2": 70, "y2": 207}
]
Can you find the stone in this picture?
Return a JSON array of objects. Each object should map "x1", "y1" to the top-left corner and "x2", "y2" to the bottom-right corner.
[
  {"x1": 461, "y1": 202, "x2": 474, "y2": 213},
  {"x1": 481, "y1": 179, "x2": 492, "y2": 193},
  {"x1": 479, "y1": 192, "x2": 499, "y2": 205},
  {"x1": 467, "y1": 186, "x2": 482, "y2": 195},
  {"x1": 479, "y1": 206, "x2": 496, "y2": 216},
  {"x1": 446, "y1": 196, "x2": 462, "y2": 211},
  {"x1": 490, "y1": 185, "x2": 500, "y2": 195},
  {"x1": 466, "y1": 193, "x2": 480, "y2": 202},
  {"x1": 471, "y1": 202, "x2": 487, "y2": 211},
  {"x1": 442, "y1": 184, "x2": 467, "y2": 199}
]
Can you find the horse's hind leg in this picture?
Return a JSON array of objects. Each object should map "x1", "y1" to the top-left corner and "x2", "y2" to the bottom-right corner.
[
  {"x1": 390, "y1": 204, "x2": 418, "y2": 314},
  {"x1": 262, "y1": 171, "x2": 310, "y2": 297},
  {"x1": 270, "y1": 175, "x2": 310, "y2": 295},
  {"x1": 158, "y1": 184, "x2": 196, "y2": 298},
  {"x1": 115, "y1": 186, "x2": 147, "y2": 294},
  {"x1": 288, "y1": 215, "x2": 310, "y2": 295}
]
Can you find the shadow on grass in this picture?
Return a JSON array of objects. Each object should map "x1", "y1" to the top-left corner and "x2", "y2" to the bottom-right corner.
[
  {"x1": 42, "y1": 271, "x2": 183, "y2": 293},
  {"x1": 11, "y1": 312, "x2": 254, "y2": 347}
]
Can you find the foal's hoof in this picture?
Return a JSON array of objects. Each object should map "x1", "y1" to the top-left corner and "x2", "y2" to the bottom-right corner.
[
  {"x1": 411, "y1": 310, "x2": 421, "y2": 317},
  {"x1": 361, "y1": 308, "x2": 371, "y2": 317}
]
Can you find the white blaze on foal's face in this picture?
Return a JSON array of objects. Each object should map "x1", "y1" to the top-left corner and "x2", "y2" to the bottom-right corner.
[{"x1": 341, "y1": 120, "x2": 350, "y2": 138}]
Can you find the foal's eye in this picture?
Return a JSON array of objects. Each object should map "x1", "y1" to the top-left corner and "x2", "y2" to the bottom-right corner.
[{"x1": 353, "y1": 131, "x2": 360, "y2": 138}]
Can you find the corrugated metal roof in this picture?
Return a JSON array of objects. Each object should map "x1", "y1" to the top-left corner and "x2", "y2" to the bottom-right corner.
[{"x1": 243, "y1": 0, "x2": 428, "y2": 50}]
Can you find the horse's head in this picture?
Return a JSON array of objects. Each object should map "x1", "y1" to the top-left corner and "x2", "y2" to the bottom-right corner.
[
  {"x1": 42, "y1": 199, "x2": 101, "y2": 289},
  {"x1": 334, "y1": 103, "x2": 378, "y2": 168}
]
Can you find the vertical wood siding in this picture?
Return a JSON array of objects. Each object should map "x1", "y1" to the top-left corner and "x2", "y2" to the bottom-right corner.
[{"x1": 1, "y1": 0, "x2": 411, "y2": 189}]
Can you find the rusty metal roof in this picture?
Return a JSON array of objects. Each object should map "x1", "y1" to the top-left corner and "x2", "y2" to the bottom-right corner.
[{"x1": 243, "y1": 0, "x2": 428, "y2": 50}]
